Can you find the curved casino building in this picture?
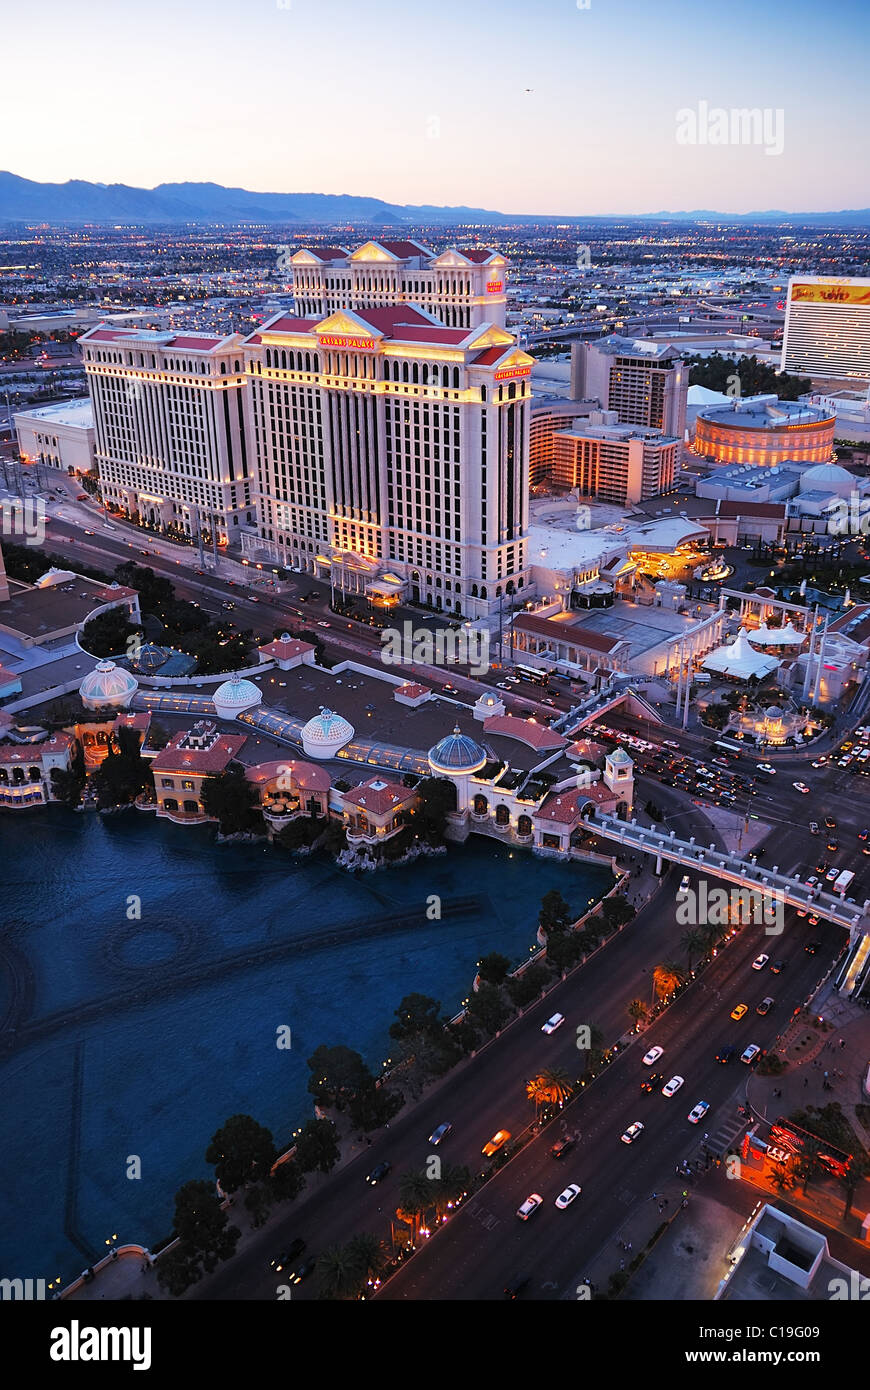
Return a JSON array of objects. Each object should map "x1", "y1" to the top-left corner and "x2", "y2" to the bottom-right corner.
[{"x1": 692, "y1": 395, "x2": 835, "y2": 468}]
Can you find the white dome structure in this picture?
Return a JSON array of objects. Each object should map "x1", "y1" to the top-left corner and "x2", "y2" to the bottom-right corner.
[
  {"x1": 79, "y1": 659, "x2": 139, "y2": 710},
  {"x1": 798, "y1": 463, "x2": 854, "y2": 498},
  {"x1": 301, "y1": 706, "x2": 355, "y2": 759},
  {"x1": 746, "y1": 622, "x2": 805, "y2": 647},
  {"x1": 701, "y1": 630, "x2": 779, "y2": 682},
  {"x1": 212, "y1": 675, "x2": 263, "y2": 720}
]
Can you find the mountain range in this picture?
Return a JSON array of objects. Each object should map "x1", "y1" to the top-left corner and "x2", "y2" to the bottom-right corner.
[{"x1": 1, "y1": 172, "x2": 869, "y2": 227}]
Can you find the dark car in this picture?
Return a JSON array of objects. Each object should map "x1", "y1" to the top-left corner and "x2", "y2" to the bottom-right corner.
[
  {"x1": 824, "y1": 815, "x2": 837, "y2": 829},
  {"x1": 715, "y1": 1045, "x2": 736, "y2": 1064},
  {"x1": 287, "y1": 1256, "x2": 317, "y2": 1285},
  {"x1": 640, "y1": 1071, "x2": 665, "y2": 1092},
  {"x1": 504, "y1": 1273, "x2": 531, "y2": 1299},
  {"x1": 270, "y1": 1238, "x2": 306, "y2": 1272},
  {"x1": 365, "y1": 1161, "x2": 391, "y2": 1185},
  {"x1": 804, "y1": 941, "x2": 820, "y2": 954},
  {"x1": 769, "y1": 960, "x2": 787, "y2": 974},
  {"x1": 550, "y1": 1137, "x2": 575, "y2": 1159},
  {"x1": 756, "y1": 996, "x2": 775, "y2": 1016}
]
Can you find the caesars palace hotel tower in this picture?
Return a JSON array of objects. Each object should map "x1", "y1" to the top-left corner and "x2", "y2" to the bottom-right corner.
[{"x1": 242, "y1": 239, "x2": 533, "y2": 621}]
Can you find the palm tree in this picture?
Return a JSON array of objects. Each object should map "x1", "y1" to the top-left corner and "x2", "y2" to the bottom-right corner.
[
  {"x1": 397, "y1": 1170, "x2": 434, "y2": 1240},
  {"x1": 431, "y1": 1163, "x2": 473, "y2": 1220},
  {"x1": 526, "y1": 1067, "x2": 573, "y2": 1119},
  {"x1": 652, "y1": 962, "x2": 686, "y2": 1003},
  {"x1": 838, "y1": 1153, "x2": 870, "y2": 1220},
  {"x1": 346, "y1": 1233, "x2": 389, "y2": 1296},
  {"x1": 627, "y1": 998, "x2": 648, "y2": 1028},
  {"x1": 316, "y1": 1243, "x2": 365, "y2": 1300},
  {"x1": 680, "y1": 928, "x2": 706, "y2": 973}
]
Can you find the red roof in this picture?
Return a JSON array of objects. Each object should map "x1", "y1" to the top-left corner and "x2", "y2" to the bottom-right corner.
[
  {"x1": 253, "y1": 315, "x2": 320, "y2": 337},
  {"x1": 342, "y1": 776, "x2": 415, "y2": 816},
  {"x1": 258, "y1": 636, "x2": 315, "y2": 660},
  {"x1": 473, "y1": 346, "x2": 511, "y2": 366},
  {"x1": 377, "y1": 240, "x2": 431, "y2": 259},
  {"x1": 0, "y1": 732, "x2": 72, "y2": 764},
  {"x1": 513, "y1": 614, "x2": 623, "y2": 653},
  {"x1": 536, "y1": 783, "x2": 613, "y2": 824},
  {"x1": 151, "y1": 728, "x2": 246, "y2": 775},
  {"x1": 483, "y1": 715, "x2": 566, "y2": 751},
  {"x1": 244, "y1": 758, "x2": 331, "y2": 792},
  {"x1": 395, "y1": 681, "x2": 430, "y2": 698},
  {"x1": 461, "y1": 248, "x2": 498, "y2": 263},
  {"x1": 167, "y1": 335, "x2": 223, "y2": 350},
  {"x1": 300, "y1": 246, "x2": 348, "y2": 261},
  {"x1": 81, "y1": 328, "x2": 127, "y2": 342},
  {"x1": 94, "y1": 583, "x2": 137, "y2": 602}
]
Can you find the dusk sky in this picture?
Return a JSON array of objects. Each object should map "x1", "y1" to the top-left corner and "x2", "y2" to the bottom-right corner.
[{"x1": 4, "y1": 0, "x2": 868, "y2": 215}]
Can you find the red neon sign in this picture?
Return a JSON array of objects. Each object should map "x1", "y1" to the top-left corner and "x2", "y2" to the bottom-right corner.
[
  {"x1": 318, "y1": 335, "x2": 377, "y2": 351},
  {"x1": 494, "y1": 365, "x2": 531, "y2": 381},
  {"x1": 486, "y1": 280, "x2": 504, "y2": 293}
]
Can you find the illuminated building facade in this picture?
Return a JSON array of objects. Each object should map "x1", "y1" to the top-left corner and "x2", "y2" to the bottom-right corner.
[
  {"x1": 529, "y1": 397, "x2": 597, "y2": 487},
  {"x1": 243, "y1": 305, "x2": 533, "y2": 618},
  {"x1": 552, "y1": 421, "x2": 678, "y2": 504},
  {"x1": 781, "y1": 275, "x2": 870, "y2": 382},
  {"x1": 570, "y1": 336, "x2": 688, "y2": 442},
  {"x1": 79, "y1": 327, "x2": 255, "y2": 543},
  {"x1": 692, "y1": 396, "x2": 835, "y2": 468},
  {"x1": 289, "y1": 240, "x2": 508, "y2": 331}
]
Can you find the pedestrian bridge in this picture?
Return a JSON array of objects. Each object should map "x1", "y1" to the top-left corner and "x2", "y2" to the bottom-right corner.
[{"x1": 586, "y1": 811, "x2": 869, "y2": 941}]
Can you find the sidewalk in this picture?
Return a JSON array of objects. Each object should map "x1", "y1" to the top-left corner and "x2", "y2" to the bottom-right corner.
[{"x1": 69, "y1": 858, "x2": 672, "y2": 1302}]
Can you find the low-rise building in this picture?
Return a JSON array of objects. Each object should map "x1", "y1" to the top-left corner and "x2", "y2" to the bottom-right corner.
[
  {"x1": 150, "y1": 720, "x2": 247, "y2": 822},
  {"x1": 0, "y1": 732, "x2": 73, "y2": 808},
  {"x1": 14, "y1": 398, "x2": 96, "y2": 474}
]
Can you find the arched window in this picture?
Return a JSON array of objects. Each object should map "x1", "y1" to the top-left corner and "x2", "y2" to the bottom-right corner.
[
  {"x1": 412, "y1": 363, "x2": 419, "y2": 383},
  {"x1": 281, "y1": 350, "x2": 287, "y2": 369},
  {"x1": 402, "y1": 362, "x2": 409, "y2": 382},
  {"x1": 480, "y1": 587, "x2": 487, "y2": 600},
  {"x1": 508, "y1": 382, "x2": 516, "y2": 399},
  {"x1": 452, "y1": 367, "x2": 460, "y2": 388},
  {"x1": 480, "y1": 385, "x2": 486, "y2": 401},
  {"x1": 471, "y1": 584, "x2": 478, "y2": 597}
]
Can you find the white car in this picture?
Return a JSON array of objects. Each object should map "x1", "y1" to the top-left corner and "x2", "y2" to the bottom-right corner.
[
  {"x1": 741, "y1": 1044, "x2": 761, "y2": 1065},
  {"x1": 792, "y1": 782, "x2": 810, "y2": 794},
  {"x1": 678, "y1": 874, "x2": 690, "y2": 893},
  {"x1": 756, "y1": 763, "x2": 775, "y2": 774},
  {"x1": 662, "y1": 1075, "x2": 685, "y2": 1097},
  {"x1": 642, "y1": 1045, "x2": 664, "y2": 1066},
  {"x1": 620, "y1": 1122, "x2": 645, "y2": 1145},
  {"x1": 542, "y1": 1013, "x2": 565, "y2": 1035},
  {"x1": 688, "y1": 1101, "x2": 710, "y2": 1124},
  {"x1": 752, "y1": 954, "x2": 769, "y2": 970},
  {"x1": 555, "y1": 1183, "x2": 582, "y2": 1209},
  {"x1": 516, "y1": 1193, "x2": 543, "y2": 1221}
]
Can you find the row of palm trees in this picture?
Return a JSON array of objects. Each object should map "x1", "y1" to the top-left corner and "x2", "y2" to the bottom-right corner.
[{"x1": 316, "y1": 1163, "x2": 473, "y2": 1298}]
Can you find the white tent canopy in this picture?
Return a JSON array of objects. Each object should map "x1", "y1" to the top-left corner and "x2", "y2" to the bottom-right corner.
[
  {"x1": 746, "y1": 622, "x2": 805, "y2": 647},
  {"x1": 701, "y1": 629, "x2": 779, "y2": 680}
]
